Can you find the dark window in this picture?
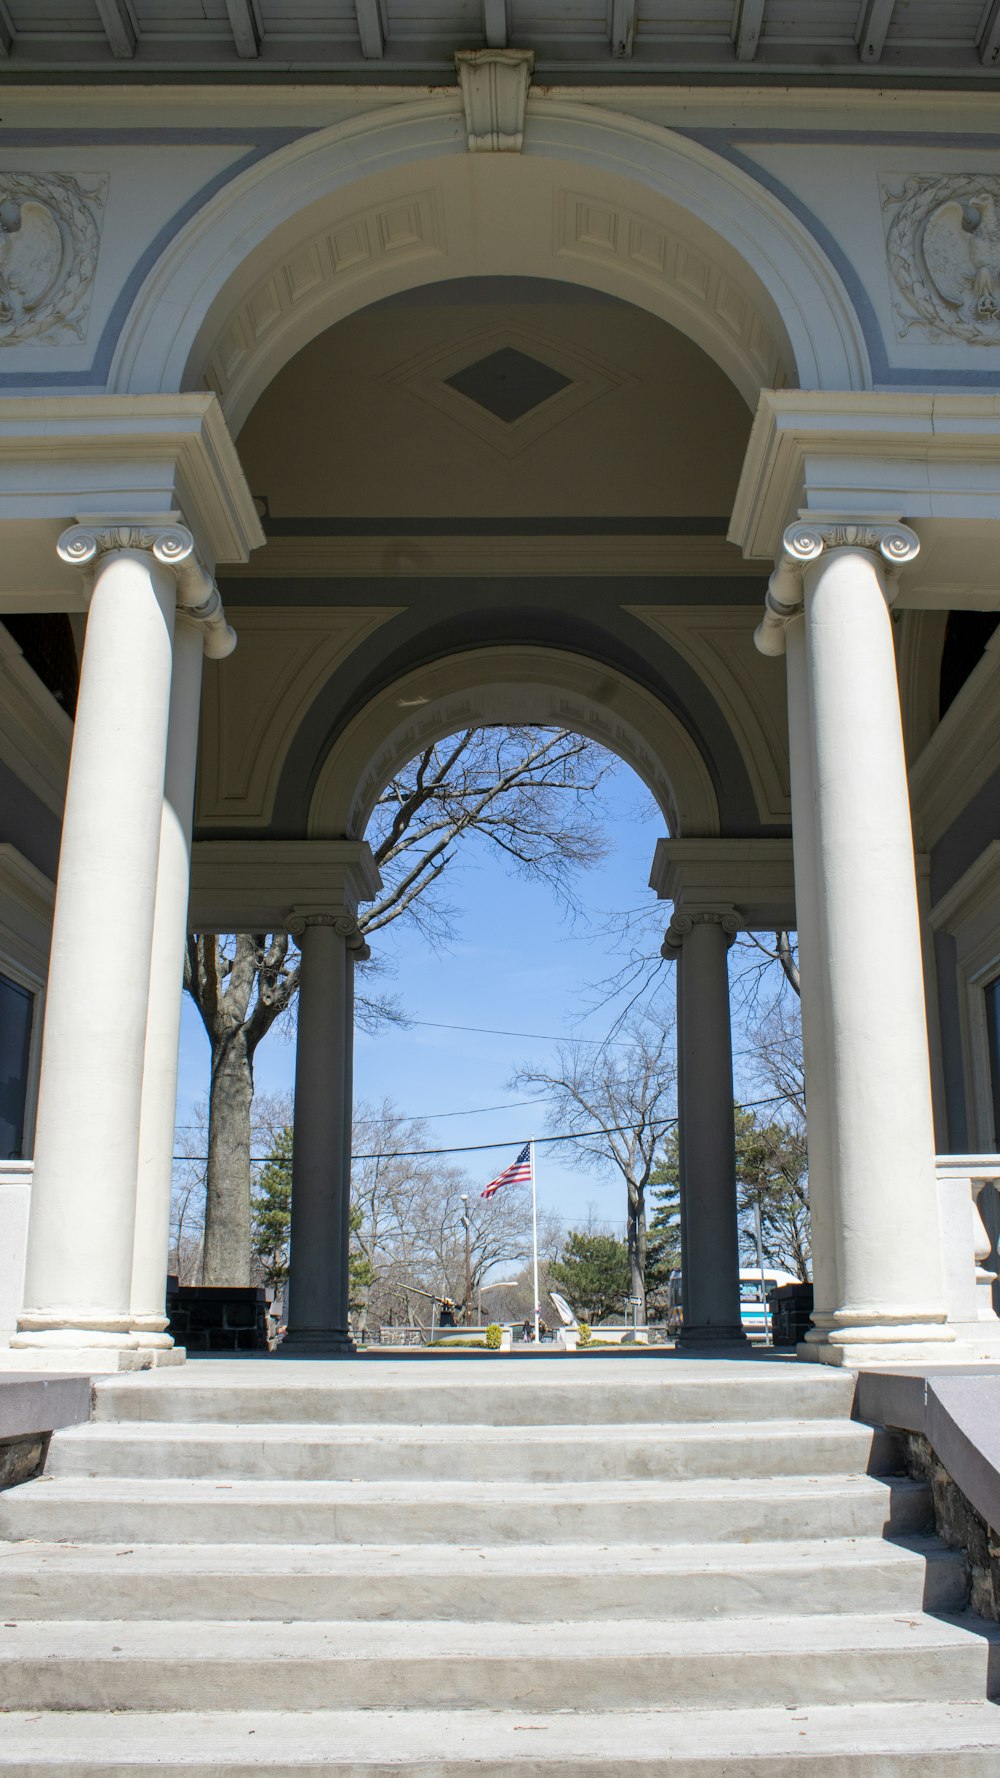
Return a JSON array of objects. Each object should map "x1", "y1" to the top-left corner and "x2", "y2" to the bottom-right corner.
[
  {"x1": 0, "y1": 971, "x2": 33, "y2": 1160},
  {"x1": 939, "y1": 612, "x2": 1000, "y2": 719},
  {"x1": 986, "y1": 975, "x2": 1000, "y2": 1151},
  {"x1": 0, "y1": 614, "x2": 79, "y2": 717}
]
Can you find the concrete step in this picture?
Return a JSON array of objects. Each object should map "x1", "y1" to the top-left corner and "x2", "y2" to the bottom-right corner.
[
  {"x1": 45, "y1": 1417, "x2": 900, "y2": 1484},
  {"x1": 0, "y1": 1536, "x2": 968, "y2": 1621},
  {"x1": 1, "y1": 1612, "x2": 996, "y2": 1713},
  {"x1": 1, "y1": 1700, "x2": 999, "y2": 1774},
  {"x1": 0, "y1": 1468, "x2": 919, "y2": 1547},
  {"x1": 91, "y1": 1358, "x2": 858, "y2": 1428}
]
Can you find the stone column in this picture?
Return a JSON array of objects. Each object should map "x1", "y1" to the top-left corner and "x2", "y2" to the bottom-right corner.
[
  {"x1": 128, "y1": 569, "x2": 237, "y2": 1349},
  {"x1": 13, "y1": 523, "x2": 194, "y2": 1353},
  {"x1": 282, "y1": 913, "x2": 368, "y2": 1354},
  {"x1": 663, "y1": 910, "x2": 746, "y2": 1345},
  {"x1": 782, "y1": 610, "x2": 839, "y2": 1349},
  {"x1": 756, "y1": 520, "x2": 951, "y2": 1364}
]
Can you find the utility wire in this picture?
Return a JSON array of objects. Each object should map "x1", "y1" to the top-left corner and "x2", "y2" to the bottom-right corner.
[{"x1": 172, "y1": 1094, "x2": 789, "y2": 1164}]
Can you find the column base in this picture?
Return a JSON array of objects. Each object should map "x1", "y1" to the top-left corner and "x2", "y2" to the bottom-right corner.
[
  {"x1": 676, "y1": 1324, "x2": 749, "y2": 1348},
  {"x1": 129, "y1": 1315, "x2": 173, "y2": 1349},
  {"x1": 278, "y1": 1329, "x2": 356, "y2": 1357},
  {"x1": 798, "y1": 1316, "x2": 956, "y2": 1368},
  {"x1": 0, "y1": 1344, "x2": 185, "y2": 1373}
]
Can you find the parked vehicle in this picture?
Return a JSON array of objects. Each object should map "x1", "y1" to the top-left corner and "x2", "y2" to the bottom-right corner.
[{"x1": 666, "y1": 1268, "x2": 801, "y2": 1340}]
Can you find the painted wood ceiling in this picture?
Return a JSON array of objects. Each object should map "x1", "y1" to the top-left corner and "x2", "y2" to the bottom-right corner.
[{"x1": 1, "y1": 0, "x2": 999, "y2": 80}]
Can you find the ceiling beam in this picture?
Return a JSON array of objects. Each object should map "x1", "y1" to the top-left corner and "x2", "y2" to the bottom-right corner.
[
  {"x1": 610, "y1": 0, "x2": 637, "y2": 58},
  {"x1": 731, "y1": 0, "x2": 765, "y2": 63},
  {"x1": 94, "y1": 0, "x2": 136, "y2": 58},
  {"x1": 979, "y1": 0, "x2": 1000, "y2": 66},
  {"x1": 856, "y1": 0, "x2": 895, "y2": 63},
  {"x1": 355, "y1": 0, "x2": 385, "y2": 58},
  {"x1": 225, "y1": 0, "x2": 263, "y2": 58},
  {"x1": 482, "y1": 0, "x2": 508, "y2": 49}
]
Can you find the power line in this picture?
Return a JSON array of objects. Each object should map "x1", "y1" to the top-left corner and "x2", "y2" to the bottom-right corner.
[{"x1": 172, "y1": 1094, "x2": 789, "y2": 1165}]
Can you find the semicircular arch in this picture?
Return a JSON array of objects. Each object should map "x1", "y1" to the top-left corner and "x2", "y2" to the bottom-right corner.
[
  {"x1": 308, "y1": 645, "x2": 721, "y2": 842},
  {"x1": 110, "y1": 100, "x2": 870, "y2": 432}
]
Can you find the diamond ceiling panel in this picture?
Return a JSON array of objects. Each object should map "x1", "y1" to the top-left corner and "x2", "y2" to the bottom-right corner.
[{"x1": 444, "y1": 347, "x2": 572, "y2": 424}]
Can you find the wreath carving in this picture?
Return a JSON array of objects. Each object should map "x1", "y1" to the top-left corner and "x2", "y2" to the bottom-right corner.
[
  {"x1": 883, "y1": 174, "x2": 1000, "y2": 346},
  {"x1": 0, "y1": 172, "x2": 107, "y2": 346}
]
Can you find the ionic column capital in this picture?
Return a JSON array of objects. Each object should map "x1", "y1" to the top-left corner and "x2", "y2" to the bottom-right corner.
[
  {"x1": 661, "y1": 908, "x2": 740, "y2": 956},
  {"x1": 754, "y1": 516, "x2": 920, "y2": 657},
  {"x1": 288, "y1": 908, "x2": 371, "y2": 959},
  {"x1": 57, "y1": 517, "x2": 237, "y2": 660}
]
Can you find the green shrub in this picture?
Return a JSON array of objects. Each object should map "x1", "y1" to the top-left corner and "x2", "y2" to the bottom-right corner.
[
  {"x1": 577, "y1": 1322, "x2": 592, "y2": 1347},
  {"x1": 485, "y1": 1323, "x2": 503, "y2": 1350},
  {"x1": 429, "y1": 1337, "x2": 486, "y2": 1348}
]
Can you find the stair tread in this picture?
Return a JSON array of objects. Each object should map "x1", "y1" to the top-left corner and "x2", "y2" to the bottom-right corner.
[
  {"x1": 0, "y1": 1534, "x2": 951, "y2": 1570},
  {"x1": 53, "y1": 1416, "x2": 877, "y2": 1441},
  {"x1": 0, "y1": 1700, "x2": 998, "y2": 1766},
  {"x1": 0, "y1": 1610, "x2": 994, "y2": 1658},
  {"x1": 8, "y1": 1471, "x2": 898, "y2": 1501}
]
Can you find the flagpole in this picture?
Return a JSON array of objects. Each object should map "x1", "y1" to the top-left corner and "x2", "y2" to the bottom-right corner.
[{"x1": 530, "y1": 1135, "x2": 541, "y2": 1344}]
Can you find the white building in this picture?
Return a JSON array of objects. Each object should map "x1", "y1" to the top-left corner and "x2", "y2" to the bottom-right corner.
[{"x1": 0, "y1": 2, "x2": 998, "y2": 1368}]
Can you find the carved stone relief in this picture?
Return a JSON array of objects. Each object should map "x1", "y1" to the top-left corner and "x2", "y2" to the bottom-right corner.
[
  {"x1": 883, "y1": 174, "x2": 1000, "y2": 344},
  {"x1": 0, "y1": 173, "x2": 106, "y2": 346}
]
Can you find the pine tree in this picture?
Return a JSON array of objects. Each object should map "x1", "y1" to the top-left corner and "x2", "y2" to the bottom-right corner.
[{"x1": 250, "y1": 1125, "x2": 292, "y2": 1291}]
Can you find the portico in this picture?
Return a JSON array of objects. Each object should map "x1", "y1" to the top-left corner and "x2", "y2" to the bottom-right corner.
[{"x1": 0, "y1": 72, "x2": 997, "y2": 1370}]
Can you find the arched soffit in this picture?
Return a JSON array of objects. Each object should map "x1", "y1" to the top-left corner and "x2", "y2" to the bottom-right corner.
[
  {"x1": 307, "y1": 645, "x2": 721, "y2": 842},
  {"x1": 109, "y1": 101, "x2": 871, "y2": 431}
]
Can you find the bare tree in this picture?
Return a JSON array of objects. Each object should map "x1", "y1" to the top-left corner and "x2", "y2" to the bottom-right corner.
[
  {"x1": 185, "y1": 727, "x2": 616, "y2": 1286},
  {"x1": 508, "y1": 1016, "x2": 676, "y2": 1320},
  {"x1": 351, "y1": 1098, "x2": 551, "y2": 1333}
]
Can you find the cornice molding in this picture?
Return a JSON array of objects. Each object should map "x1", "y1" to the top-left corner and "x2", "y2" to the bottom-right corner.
[
  {"x1": 227, "y1": 532, "x2": 765, "y2": 580},
  {"x1": 648, "y1": 835, "x2": 795, "y2": 931},
  {"x1": 189, "y1": 839, "x2": 381, "y2": 932}
]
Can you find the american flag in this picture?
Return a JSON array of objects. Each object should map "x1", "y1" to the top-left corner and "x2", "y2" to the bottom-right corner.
[{"x1": 481, "y1": 1142, "x2": 532, "y2": 1199}]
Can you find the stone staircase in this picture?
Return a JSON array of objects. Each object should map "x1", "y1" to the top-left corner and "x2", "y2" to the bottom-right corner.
[{"x1": 0, "y1": 1354, "x2": 998, "y2": 1773}]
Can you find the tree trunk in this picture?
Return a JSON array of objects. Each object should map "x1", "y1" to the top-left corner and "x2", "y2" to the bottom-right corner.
[
  {"x1": 626, "y1": 1184, "x2": 647, "y2": 1324},
  {"x1": 202, "y1": 1028, "x2": 254, "y2": 1286}
]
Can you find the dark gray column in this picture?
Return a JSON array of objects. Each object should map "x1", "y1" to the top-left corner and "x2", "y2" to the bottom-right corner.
[{"x1": 666, "y1": 912, "x2": 746, "y2": 1346}]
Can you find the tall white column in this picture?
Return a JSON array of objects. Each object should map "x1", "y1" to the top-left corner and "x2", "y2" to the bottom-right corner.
[
  {"x1": 664, "y1": 910, "x2": 746, "y2": 1345},
  {"x1": 129, "y1": 618, "x2": 205, "y2": 1349},
  {"x1": 782, "y1": 612, "x2": 839, "y2": 1348},
  {"x1": 128, "y1": 573, "x2": 237, "y2": 1350},
  {"x1": 757, "y1": 520, "x2": 952, "y2": 1364},
  {"x1": 282, "y1": 915, "x2": 365, "y2": 1354},
  {"x1": 13, "y1": 526, "x2": 190, "y2": 1351}
]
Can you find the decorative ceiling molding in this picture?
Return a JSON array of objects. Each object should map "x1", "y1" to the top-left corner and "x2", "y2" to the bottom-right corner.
[
  {"x1": 626, "y1": 604, "x2": 791, "y2": 826},
  {"x1": 197, "y1": 605, "x2": 403, "y2": 828},
  {"x1": 552, "y1": 189, "x2": 785, "y2": 397},
  {"x1": 226, "y1": 532, "x2": 764, "y2": 579},
  {"x1": 201, "y1": 188, "x2": 446, "y2": 413},
  {"x1": 384, "y1": 321, "x2": 633, "y2": 461}
]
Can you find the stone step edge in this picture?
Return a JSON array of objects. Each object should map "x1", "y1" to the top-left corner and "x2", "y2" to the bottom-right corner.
[{"x1": 0, "y1": 1700, "x2": 998, "y2": 1766}]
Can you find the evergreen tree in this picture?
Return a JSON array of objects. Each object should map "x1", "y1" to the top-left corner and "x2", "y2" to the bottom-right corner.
[
  {"x1": 549, "y1": 1230, "x2": 630, "y2": 1324},
  {"x1": 250, "y1": 1125, "x2": 292, "y2": 1291},
  {"x1": 646, "y1": 1133, "x2": 682, "y2": 1318}
]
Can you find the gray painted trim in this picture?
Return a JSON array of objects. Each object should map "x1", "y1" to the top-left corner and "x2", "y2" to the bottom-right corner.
[
  {"x1": 0, "y1": 1374, "x2": 90, "y2": 1440},
  {"x1": 935, "y1": 927, "x2": 970, "y2": 1153},
  {"x1": 930, "y1": 767, "x2": 1000, "y2": 905},
  {"x1": 855, "y1": 1368, "x2": 1000, "y2": 1534},
  {"x1": 681, "y1": 128, "x2": 1000, "y2": 391},
  {"x1": 0, "y1": 128, "x2": 309, "y2": 391},
  {"x1": 217, "y1": 576, "x2": 766, "y2": 608}
]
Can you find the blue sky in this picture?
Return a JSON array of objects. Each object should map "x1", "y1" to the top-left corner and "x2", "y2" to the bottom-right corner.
[
  {"x1": 176, "y1": 755, "x2": 675, "y2": 1235},
  {"x1": 174, "y1": 751, "x2": 784, "y2": 1239}
]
